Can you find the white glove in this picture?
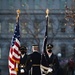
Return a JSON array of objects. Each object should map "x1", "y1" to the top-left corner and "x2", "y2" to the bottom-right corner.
[
  {"x1": 20, "y1": 69, "x2": 24, "y2": 73},
  {"x1": 41, "y1": 68, "x2": 46, "y2": 74},
  {"x1": 47, "y1": 68, "x2": 53, "y2": 73},
  {"x1": 41, "y1": 68, "x2": 44, "y2": 72}
]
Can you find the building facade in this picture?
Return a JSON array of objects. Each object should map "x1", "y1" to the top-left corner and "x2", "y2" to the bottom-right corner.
[{"x1": 0, "y1": 0, "x2": 75, "y2": 75}]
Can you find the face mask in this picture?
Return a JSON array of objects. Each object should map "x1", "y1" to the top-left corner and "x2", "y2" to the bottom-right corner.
[
  {"x1": 21, "y1": 51, "x2": 25, "y2": 54},
  {"x1": 48, "y1": 50, "x2": 52, "y2": 53}
]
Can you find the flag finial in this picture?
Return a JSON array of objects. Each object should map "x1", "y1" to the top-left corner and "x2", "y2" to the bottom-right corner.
[
  {"x1": 16, "y1": 9, "x2": 20, "y2": 17},
  {"x1": 16, "y1": 9, "x2": 20, "y2": 22},
  {"x1": 46, "y1": 9, "x2": 49, "y2": 17}
]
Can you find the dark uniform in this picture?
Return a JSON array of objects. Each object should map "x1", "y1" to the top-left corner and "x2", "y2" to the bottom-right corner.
[
  {"x1": 28, "y1": 45, "x2": 41, "y2": 75},
  {"x1": 17, "y1": 46, "x2": 28, "y2": 75},
  {"x1": 41, "y1": 44, "x2": 60, "y2": 75}
]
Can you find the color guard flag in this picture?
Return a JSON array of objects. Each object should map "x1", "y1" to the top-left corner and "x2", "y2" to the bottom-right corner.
[
  {"x1": 42, "y1": 15, "x2": 48, "y2": 54},
  {"x1": 8, "y1": 17, "x2": 21, "y2": 75}
]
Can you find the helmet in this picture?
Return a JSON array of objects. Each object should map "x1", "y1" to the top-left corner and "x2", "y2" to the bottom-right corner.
[{"x1": 47, "y1": 43, "x2": 53, "y2": 48}]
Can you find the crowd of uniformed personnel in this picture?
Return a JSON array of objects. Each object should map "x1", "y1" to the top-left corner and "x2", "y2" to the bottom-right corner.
[{"x1": 17, "y1": 43, "x2": 61, "y2": 75}]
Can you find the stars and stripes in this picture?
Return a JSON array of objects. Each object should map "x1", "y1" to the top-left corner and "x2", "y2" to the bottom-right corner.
[{"x1": 8, "y1": 17, "x2": 21, "y2": 75}]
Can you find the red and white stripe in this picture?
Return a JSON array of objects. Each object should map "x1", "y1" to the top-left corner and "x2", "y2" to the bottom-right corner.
[
  {"x1": 8, "y1": 38, "x2": 21, "y2": 75},
  {"x1": 9, "y1": 69, "x2": 17, "y2": 75},
  {"x1": 12, "y1": 38, "x2": 21, "y2": 62}
]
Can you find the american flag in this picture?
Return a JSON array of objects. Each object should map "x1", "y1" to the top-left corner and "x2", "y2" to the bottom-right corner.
[{"x1": 8, "y1": 17, "x2": 21, "y2": 75}]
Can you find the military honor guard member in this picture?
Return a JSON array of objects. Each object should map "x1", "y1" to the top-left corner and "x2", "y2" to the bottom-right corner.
[
  {"x1": 28, "y1": 45, "x2": 41, "y2": 75},
  {"x1": 17, "y1": 45, "x2": 28, "y2": 75},
  {"x1": 41, "y1": 43, "x2": 60, "y2": 75}
]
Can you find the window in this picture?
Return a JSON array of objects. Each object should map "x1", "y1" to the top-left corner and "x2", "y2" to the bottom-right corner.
[
  {"x1": 59, "y1": 0, "x2": 66, "y2": 9},
  {"x1": 60, "y1": 44, "x2": 66, "y2": 57},
  {"x1": 47, "y1": 0, "x2": 53, "y2": 8},
  {"x1": 59, "y1": 19, "x2": 66, "y2": 33},
  {"x1": 0, "y1": 23, "x2": 1, "y2": 33},
  {"x1": 61, "y1": 27, "x2": 66, "y2": 32},
  {"x1": 9, "y1": 23, "x2": 14, "y2": 33},
  {"x1": 35, "y1": 0, "x2": 40, "y2": 9},
  {"x1": 21, "y1": 0, "x2": 27, "y2": 9},
  {"x1": 21, "y1": 22, "x2": 27, "y2": 37},
  {"x1": 0, "y1": 48, "x2": 1, "y2": 59},
  {"x1": 0, "y1": 0, "x2": 2, "y2": 9},
  {"x1": 48, "y1": 22, "x2": 53, "y2": 32},
  {"x1": 48, "y1": 20, "x2": 53, "y2": 33},
  {"x1": 73, "y1": 44, "x2": 75, "y2": 57},
  {"x1": 73, "y1": 26, "x2": 75, "y2": 33},
  {"x1": 8, "y1": 0, "x2": 14, "y2": 9}
]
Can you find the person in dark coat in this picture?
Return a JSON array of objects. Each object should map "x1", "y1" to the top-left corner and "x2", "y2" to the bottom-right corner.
[
  {"x1": 17, "y1": 45, "x2": 28, "y2": 75},
  {"x1": 41, "y1": 43, "x2": 60, "y2": 75},
  {"x1": 68, "y1": 58, "x2": 75, "y2": 75},
  {"x1": 28, "y1": 45, "x2": 41, "y2": 75}
]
